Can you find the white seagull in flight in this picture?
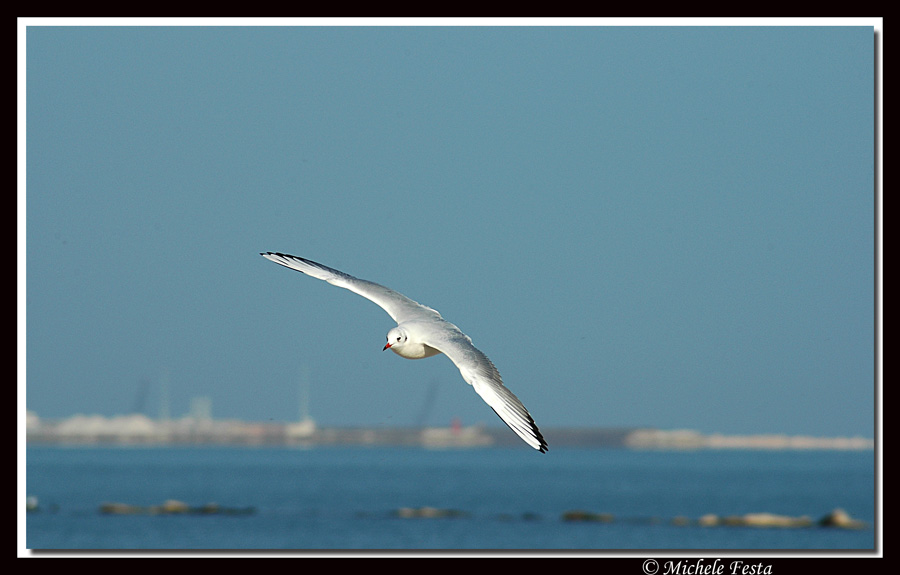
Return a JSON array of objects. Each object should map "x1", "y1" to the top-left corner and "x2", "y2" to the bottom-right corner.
[{"x1": 260, "y1": 252, "x2": 548, "y2": 452}]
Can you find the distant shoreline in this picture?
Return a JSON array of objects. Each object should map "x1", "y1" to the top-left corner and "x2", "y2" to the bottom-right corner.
[{"x1": 25, "y1": 411, "x2": 874, "y2": 450}]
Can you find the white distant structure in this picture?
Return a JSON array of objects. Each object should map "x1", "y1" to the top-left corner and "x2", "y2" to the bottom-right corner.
[
  {"x1": 26, "y1": 410, "x2": 41, "y2": 432},
  {"x1": 286, "y1": 366, "x2": 316, "y2": 441},
  {"x1": 52, "y1": 413, "x2": 160, "y2": 443},
  {"x1": 624, "y1": 428, "x2": 876, "y2": 450},
  {"x1": 420, "y1": 418, "x2": 493, "y2": 448},
  {"x1": 285, "y1": 418, "x2": 316, "y2": 439}
]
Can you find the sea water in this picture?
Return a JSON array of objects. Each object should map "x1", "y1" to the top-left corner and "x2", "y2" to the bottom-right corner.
[{"x1": 24, "y1": 445, "x2": 876, "y2": 551}]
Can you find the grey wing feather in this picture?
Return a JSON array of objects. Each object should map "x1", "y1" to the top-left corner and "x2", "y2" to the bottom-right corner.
[{"x1": 260, "y1": 252, "x2": 441, "y2": 324}]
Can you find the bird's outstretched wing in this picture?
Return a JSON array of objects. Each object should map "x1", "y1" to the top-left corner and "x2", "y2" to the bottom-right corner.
[
  {"x1": 260, "y1": 252, "x2": 441, "y2": 325},
  {"x1": 423, "y1": 327, "x2": 548, "y2": 453}
]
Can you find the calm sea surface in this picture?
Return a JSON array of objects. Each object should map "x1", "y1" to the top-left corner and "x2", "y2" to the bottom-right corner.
[{"x1": 24, "y1": 446, "x2": 876, "y2": 551}]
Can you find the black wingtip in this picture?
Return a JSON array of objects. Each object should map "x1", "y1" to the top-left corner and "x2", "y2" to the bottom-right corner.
[
  {"x1": 532, "y1": 422, "x2": 549, "y2": 453},
  {"x1": 262, "y1": 251, "x2": 297, "y2": 259}
]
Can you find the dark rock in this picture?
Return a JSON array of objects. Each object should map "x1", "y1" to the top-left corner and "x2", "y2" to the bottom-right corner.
[
  {"x1": 393, "y1": 506, "x2": 468, "y2": 519},
  {"x1": 819, "y1": 508, "x2": 866, "y2": 529},
  {"x1": 561, "y1": 510, "x2": 614, "y2": 523}
]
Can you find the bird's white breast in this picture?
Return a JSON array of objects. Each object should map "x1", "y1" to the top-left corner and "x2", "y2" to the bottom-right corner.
[{"x1": 389, "y1": 342, "x2": 443, "y2": 360}]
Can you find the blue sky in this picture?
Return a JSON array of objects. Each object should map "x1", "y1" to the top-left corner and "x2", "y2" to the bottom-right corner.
[{"x1": 20, "y1": 22, "x2": 879, "y2": 437}]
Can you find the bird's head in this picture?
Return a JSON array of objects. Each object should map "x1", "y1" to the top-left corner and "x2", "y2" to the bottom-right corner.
[{"x1": 383, "y1": 327, "x2": 408, "y2": 351}]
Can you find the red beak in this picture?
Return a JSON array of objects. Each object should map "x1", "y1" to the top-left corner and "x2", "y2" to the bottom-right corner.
[{"x1": 383, "y1": 342, "x2": 392, "y2": 351}]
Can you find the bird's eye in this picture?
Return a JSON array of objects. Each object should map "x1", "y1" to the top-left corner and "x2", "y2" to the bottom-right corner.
[{"x1": 396, "y1": 336, "x2": 402, "y2": 341}]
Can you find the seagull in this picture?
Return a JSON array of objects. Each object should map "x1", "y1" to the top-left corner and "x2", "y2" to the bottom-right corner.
[{"x1": 260, "y1": 252, "x2": 548, "y2": 452}]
